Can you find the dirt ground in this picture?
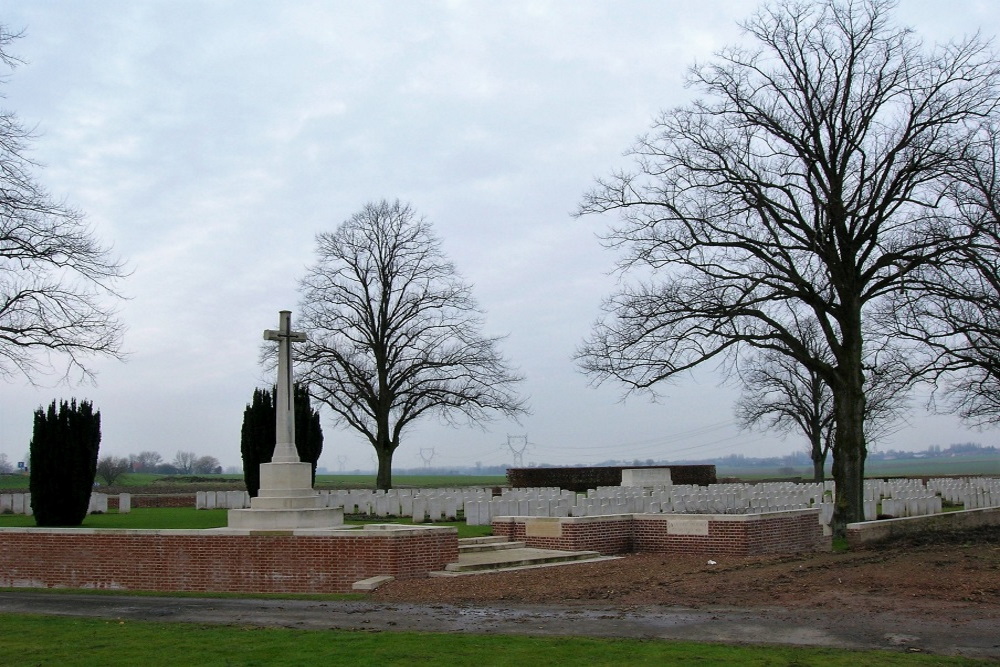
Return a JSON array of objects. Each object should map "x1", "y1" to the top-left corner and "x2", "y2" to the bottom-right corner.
[
  {"x1": 374, "y1": 526, "x2": 1000, "y2": 616},
  {"x1": 3, "y1": 526, "x2": 998, "y2": 658}
]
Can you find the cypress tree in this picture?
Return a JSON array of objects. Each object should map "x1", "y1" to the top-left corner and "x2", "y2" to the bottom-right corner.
[
  {"x1": 240, "y1": 384, "x2": 323, "y2": 496},
  {"x1": 29, "y1": 399, "x2": 102, "y2": 526},
  {"x1": 240, "y1": 388, "x2": 274, "y2": 498}
]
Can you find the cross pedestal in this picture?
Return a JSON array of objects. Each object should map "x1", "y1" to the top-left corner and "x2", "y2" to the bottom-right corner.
[{"x1": 228, "y1": 310, "x2": 343, "y2": 530}]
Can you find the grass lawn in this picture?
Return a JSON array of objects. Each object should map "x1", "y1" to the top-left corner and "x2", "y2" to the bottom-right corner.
[{"x1": 0, "y1": 614, "x2": 978, "y2": 667}]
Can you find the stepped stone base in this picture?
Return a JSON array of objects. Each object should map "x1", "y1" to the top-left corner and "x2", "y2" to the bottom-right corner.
[
  {"x1": 227, "y1": 506, "x2": 344, "y2": 530},
  {"x1": 226, "y1": 461, "x2": 344, "y2": 530}
]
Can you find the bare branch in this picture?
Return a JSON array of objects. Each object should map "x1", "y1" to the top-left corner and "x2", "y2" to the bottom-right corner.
[
  {"x1": 0, "y1": 25, "x2": 127, "y2": 384},
  {"x1": 296, "y1": 199, "x2": 528, "y2": 489},
  {"x1": 576, "y1": 0, "x2": 999, "y2": 530}
]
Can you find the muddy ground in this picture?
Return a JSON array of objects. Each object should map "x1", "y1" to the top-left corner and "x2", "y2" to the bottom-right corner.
[{"x1": 3, "y1": 526, "x2": 998, "y2": 658}]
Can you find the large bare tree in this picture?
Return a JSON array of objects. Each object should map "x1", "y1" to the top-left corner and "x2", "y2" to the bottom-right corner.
[
  {"x1": 297, "y1": 200, "x2": 527, "y2": 490},
  {"x1": 0, "y1": 27, "x2": 127, "y2": 383},
  {"x1": 891, "y1": 124, "x2": 1000, "y2": 425},
  {"x1": 577, "y1": 0, "x2": 1000, "y2": 533}
]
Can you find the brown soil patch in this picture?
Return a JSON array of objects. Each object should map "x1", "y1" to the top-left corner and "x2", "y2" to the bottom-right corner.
[{"x1": 374, "y1": 526, "x2": 1000, "y2": 619}]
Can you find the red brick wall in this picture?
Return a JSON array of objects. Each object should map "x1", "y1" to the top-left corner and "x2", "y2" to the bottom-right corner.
[
  {"x1": 0, "y1": 527, "x2": 457, "y2": 594},
  {"x1": 634, "y1": 512, "x2": 827, "y2": 556},
  {"x1": 494, "y1": 516, "x2": 633, "y2": 554},
  {"x1": 494, "y1": 511, "x2": 827, "y2": 557}
]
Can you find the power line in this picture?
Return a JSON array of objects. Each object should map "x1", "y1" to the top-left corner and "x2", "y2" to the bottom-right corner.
[
  {"x1": 418, "y1": 447, "x2": 437, "y2": 467},
  {"x1": 504, "y1": 434, "x2": 531, "y2": 467}
]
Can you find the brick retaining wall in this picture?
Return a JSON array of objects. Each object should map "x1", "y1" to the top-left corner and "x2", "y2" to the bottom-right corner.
[
  {"x1": 0, "y1": 525, "x2": 457, "y2": 594},
  {"x1": 634, "y1": 511, "x2": 826, "y2": 556},
  {"x1": 493, "y1": 515, "x2": 635, "y2": 553},
  {"x1": 493, "y1": 509, "x2": 827, "y2": 556}
]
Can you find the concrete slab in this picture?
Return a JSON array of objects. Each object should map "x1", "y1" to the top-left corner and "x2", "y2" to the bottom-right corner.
[{"x1": 352, "y1": 575, "x2": 394, "y2": 591}]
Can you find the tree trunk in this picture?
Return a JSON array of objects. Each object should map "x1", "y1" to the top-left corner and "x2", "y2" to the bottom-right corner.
[
  {"x1": 831, "y1": 338, "x2": 868, "y2": 537},
  {"x1": 812, "y1": 451, "x2": 826, "y2": 483},
  {"x1": 375, "y1": 442, "x2": 394, "y2": 491},
  {"x1": 375, "y1": 452, "x2": 392, "y2": 490}
]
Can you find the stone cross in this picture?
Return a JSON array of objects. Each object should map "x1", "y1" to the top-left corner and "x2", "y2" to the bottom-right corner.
[{"x1": 263, "y1": 310, "x2": 307, "y2": 464}]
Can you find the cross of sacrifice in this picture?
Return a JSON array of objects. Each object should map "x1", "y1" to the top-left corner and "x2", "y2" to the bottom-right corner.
[{"x1": 263, "y1": 310, "x2": 308, "y2": 464}]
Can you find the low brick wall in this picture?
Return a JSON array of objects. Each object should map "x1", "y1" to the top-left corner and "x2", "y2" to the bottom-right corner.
[
  {"x1": 506, "y1": 465, "x2": 716, "y2": 492},
  {"x1": 493, "y1": 509, "x2": 827, "y2": 557},
  {"x1": 634, "y1": 511, "x2": 826, "y2": 556},
  {"x1": 0, "y1": 525, "x2": 457, "y2": 594},
  {"x1": 493, "y1": 515, "x2": 635, "y2": 554},
  {"x1": 846, "y1": 507, "x2": 1000, "y2": 548}
]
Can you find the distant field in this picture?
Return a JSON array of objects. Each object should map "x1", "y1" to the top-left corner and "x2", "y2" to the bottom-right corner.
[
  {"x1": 315, "y1": 474, "x2": 507, "y2": 489},
  {"x1": 3, "y1": 459, "x2": 997, "y2": 494},
  {"x1": 720, "y1": 456, "x2": 1000, "y2": 480}
]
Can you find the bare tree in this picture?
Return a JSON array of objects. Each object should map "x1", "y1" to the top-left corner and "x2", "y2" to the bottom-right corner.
[
  {"x1": 735, "y1": 325, "x2": 909, "y2": 481},
  {"x1": 129, "y1": 450, "x2": 162, "y2": 472},
  {"x1": 172, "y1": 450, "x2": 197, "y2": 475},
  {"x1": 297, "y1": 199, "x2": 528, "y2": 490},
  {"x1": 576, "y1": 0, "x2": 1000, "y2": 533},
  {"x1": 95, "y1": 455, "x2": 131, "y2": 486},
  {"x1": 0, "y1": 452, "x2": 13, "y2": 474},
  {"x1": 0, "y1": 26, "x2": 127, "y2": 383},
  {"x1": 891, "y1": 124, "x2": 1000, "y2": 425},
  {"x1": 193, "y1": 455, "x2": 221, "y2": 474},
  {"x1": 736, "y1": 344, "x2": 834, "y2": 483}
]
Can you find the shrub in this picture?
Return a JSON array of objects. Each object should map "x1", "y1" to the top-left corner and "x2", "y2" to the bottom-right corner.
[
  {"x1": 29, "y1": 399, "x2": 101, "y2": 526},
  {"x1": 240, "y1": 384, "x2": 323, "y2": 496}
]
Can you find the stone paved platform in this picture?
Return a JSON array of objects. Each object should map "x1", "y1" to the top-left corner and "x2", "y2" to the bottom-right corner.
[{"x1": 433, "y1": 537, "x2": 617, "y2": 576}]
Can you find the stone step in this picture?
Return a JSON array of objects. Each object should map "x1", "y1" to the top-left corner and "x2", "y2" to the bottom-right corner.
[
  {"x1": 440, "y1": 547, "x2": 608, "y2": 574},
  {"x1": 458, "y1": 540, "x2": 526, "y2": 553},
  {"x1": 458, "y1": 536, "x2": 510, "y2": 545}
]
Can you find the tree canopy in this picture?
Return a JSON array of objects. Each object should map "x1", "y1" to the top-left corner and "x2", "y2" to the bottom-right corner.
[
  {"x1": 0, "y1": 26, "x2": 127, "y2": 384},
  {"x1": 577, "y1": 0, "x2": 1000, "y2": 532},
  {"x1": 297, "y1": 199, "x2": 527, "y2": 490}
]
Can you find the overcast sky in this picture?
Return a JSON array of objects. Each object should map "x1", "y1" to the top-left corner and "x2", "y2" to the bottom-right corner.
[{"x1": 0, "y1": 1, "x2": 997, "y2": 472}]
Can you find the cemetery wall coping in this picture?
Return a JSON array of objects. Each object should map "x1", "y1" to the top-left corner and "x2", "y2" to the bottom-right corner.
[
  {"x1": 0, "y1": 525, "x2": 457, "y2": 539},
  {"x1": 0, "y1": 527, "x2": 210, "y2": 537},
  {"x1": 493, "y1": 510, "x2": 826, "y2": 557},
  {"x1": 492, "y1": 514, "x2": 634, "y2": 525},
  {"x1": 846, "y1": 506, "x2": 1000, "y2": 548}
]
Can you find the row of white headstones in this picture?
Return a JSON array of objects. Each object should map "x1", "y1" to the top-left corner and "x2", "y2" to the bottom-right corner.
[
  {"x1": 193, "y1": 476, "x2": 998, "y2": 526},
  {"x1": 3, "y1": 477, "x2": 997, "y2": 526},
  {"x1": 0, "y1": 492, "x2": 132, "y2": 516}
]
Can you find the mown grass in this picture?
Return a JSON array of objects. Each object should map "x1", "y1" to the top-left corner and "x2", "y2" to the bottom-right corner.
[
  {"x1": 0, "y1": 614, "x2": 982, "y2": 667},
  {"x1": 0, "y1": 507, "x2": 230, "y2": 530}
]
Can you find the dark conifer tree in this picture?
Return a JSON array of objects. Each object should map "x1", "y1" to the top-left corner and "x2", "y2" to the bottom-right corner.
[
  {"x1": 29, "y1": 399, "x2": 101, "y2": 526},
  {"x1": 240, "y1": 384, "x2": 323, "y2": 496}
]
